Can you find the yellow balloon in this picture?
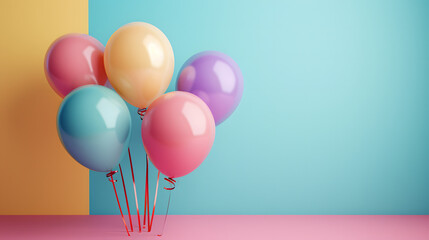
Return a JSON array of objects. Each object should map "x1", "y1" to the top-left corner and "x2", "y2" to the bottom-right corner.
[{"x1": 104, "y1": 22, "x2": 174, "y2": 108}]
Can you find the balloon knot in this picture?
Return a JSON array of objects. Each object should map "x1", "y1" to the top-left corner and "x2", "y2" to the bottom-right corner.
[
  {"x1": 106, "y1": 170, "x2": 118, "y2": 182},
  {"x1": 138, "y1": 108, "x2": 147, "y2": 120},
  {"x1": 164, "y1": 177, "x2": 176, "y2": 190}
]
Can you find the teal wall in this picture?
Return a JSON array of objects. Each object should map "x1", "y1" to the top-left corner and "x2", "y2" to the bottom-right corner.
[{"x1": 89, "y1": 0, "x2": 429, "y2": 214}]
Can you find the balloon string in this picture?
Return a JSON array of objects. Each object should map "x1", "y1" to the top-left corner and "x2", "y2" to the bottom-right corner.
[
  {"x1": 143, "y1": 175, "x2": 147, "y2": 228},
  {"x1": 138, "y1": 108, "x2": 147, "y2": 120},
  {"x1": 158, "y1": 178, "x2": 175, "y2": 236},
  {"x1": 139, "y1": 109, "x2": 155, "y2": 232},
  {"x1": 146, "y1": 156, "x2": 176, "y2": 233},
  {"x1": 164, "y1": 177, "x2": 176, "y2": 190},
  {"x1": 128, "y1": 148, "x2": 141, "y2": 232},
  {"x1": 144, "y1": 154, "x2": 150, "y2": 229},
  {"x1": 143, "y1": 189, "x2": 147, "y2": 228},
  {"x1": 139, "y1": 108, "x2": 149, "y2": 230},
  {"x1": 148, "y1": 171, "x2": 160, "y2": 232},
  {"x1": 148, "y1": 171, "x2": 176, "y2": 234},
  {"x1": 146, "y1": 156, "x2": 151, "y2": 228},
  {"x1": 119, "y1": 164, "x2": 133, "y2": 232},
  {"x1": 137, "y1": 108, "x2": 175, "y2": 234},
  {"x1": 107, "y1": 171, "x2": 130, "y2": 236}
]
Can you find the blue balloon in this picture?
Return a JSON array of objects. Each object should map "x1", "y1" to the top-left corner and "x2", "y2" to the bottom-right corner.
[{"x1": 57, "y1": 85, "x2": 132, "y2": 172}]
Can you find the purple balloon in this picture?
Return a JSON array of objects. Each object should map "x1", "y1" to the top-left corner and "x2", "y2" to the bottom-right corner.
[
  {"x1": 176, "y1": 51, "x2": 243, "y2": 125},
  {"x1": 104, "y1": 79, "x2": 114, "y2": 90}
]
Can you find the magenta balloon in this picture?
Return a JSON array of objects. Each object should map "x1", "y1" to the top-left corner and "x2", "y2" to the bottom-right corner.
[
  {"x1": 45, "y1": 34, "x2": 107, "y2": 97},
  {"x1": 141, "y1": 91, "x2": 216, "y2": 178},
  {"x1": 176, "y1": 51, "x2": 243, "y2": 125}
]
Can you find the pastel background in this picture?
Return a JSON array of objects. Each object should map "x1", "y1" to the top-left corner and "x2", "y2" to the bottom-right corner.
[
  {"x1": 89, "y1": 0, "x2": 429, "y2": 215},
  {"x1": 1, "y1": 0, "x2": 429, "y2": 216}
]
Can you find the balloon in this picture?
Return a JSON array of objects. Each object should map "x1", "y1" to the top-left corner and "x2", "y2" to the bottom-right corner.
[
  {"x1": 141, "y1": 91, "x2": 215, "y2": 178},
  {"x1": 57, "y1": 85, "x2": 131, "y2": 172},
  {"x1": 104, "y1": 22, "x2": 174, "y2": 109},
  {"x1": 176, "y1": 51, "x2": 243, "y2": 125},
  {"x1": 45, "y1": 34, "x2": 107, "y2": 98}
]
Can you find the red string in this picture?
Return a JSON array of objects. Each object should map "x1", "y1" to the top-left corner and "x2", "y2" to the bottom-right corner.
[
  {"x1": 143, "y1": 175, "x2": 147, "y2": 229},
  {"x1": 144, "y1": 154, "x2": 150, "y2": 229},
  {"x1": 138, "y1": 108, "x2": 147, "y2": 120},
  {"x1": 158, "y1": 177, "x2": 175, "y2": 236},
  {"x1": 148, "y1": 171, "x2": 176, "y2": 233},
  {"x1": 119, "y1": 164, "x2": 133, "y2": 232},
  {"x1": 146, "y1": 156, "x2": 176, "y2": 233},
  {"x1": 164, "y1": 178, "x2": 176, "y2": 190},
  {"x1": 140, "y1": 108, "x2": 148, "y2": 230},
  {"x1": 107, "y1": 171, "x2": 130, "y2": 236},
  {"x1": 148, "y1": 171, "x2": 160, "y2": 232},
  {"x1": 146, "y1": 156, "x2": 151, "y2": 229},
  {"x1": 128, "y1": 148, "x2": 141, "y2": 232}
]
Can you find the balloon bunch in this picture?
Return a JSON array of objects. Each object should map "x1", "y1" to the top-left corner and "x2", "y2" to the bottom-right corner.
[{"x1": 45, "y1": 22, "x2": 243, "y2": 236}]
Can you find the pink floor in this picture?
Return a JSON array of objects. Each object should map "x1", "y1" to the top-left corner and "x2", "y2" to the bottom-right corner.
[{"x1": 0, "y1": 215, "x2": 428, "y2": 239}]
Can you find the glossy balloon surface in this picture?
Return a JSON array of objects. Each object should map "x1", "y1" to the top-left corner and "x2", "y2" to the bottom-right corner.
[
  {"x1": 104, "y1": 22, "x2": 174, "y2": 108},
  {"x1": 45, "y1": 34, "x2": 107, "y2": 97},
  {"x1": 141, "y1": 91, "x2": 215, "y2": 178},
  {"x1": 177, "y1": 51, "x2": 243, "y2": 125},
  {"x1": 57, "y1": 85, "x2": 131, "y2": 172}
]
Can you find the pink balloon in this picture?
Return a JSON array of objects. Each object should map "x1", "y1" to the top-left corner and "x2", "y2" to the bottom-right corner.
[
  {"x1": 142, "y1": 91, "x2": 216, "y2": 178},
  {"x1": 45, "y1": 34, "x2": 107, "y2": 97}
]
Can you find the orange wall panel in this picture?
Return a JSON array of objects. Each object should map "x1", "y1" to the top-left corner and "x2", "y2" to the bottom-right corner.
[{"x1": 0, "y1": 0, "x2": 89, "y2": 215}]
